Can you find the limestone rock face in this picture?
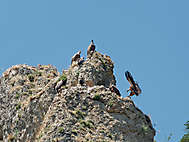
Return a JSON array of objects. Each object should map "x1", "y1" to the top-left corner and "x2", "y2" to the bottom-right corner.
[
  {"x1": 0, "y1": 64, "x2": 59, "y2": 142},
  {"x1": 66, "y1": 52, "x2": 116, "y2": 88},
  {"x1": 0, "y1": 52, "x2": 155, "y2": 142}
]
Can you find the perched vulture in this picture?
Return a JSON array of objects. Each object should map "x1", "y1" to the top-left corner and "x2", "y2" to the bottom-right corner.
[
  {"x1": 87, "y1": 40, "x2": 96, "y2": 57},
  {"x1": 125, "y1": 71, "x2": 141, "y2": 96},
  {"x1": 110, "y1": 85, "x2": 121, "y2": 97},
  {"x1": 71, "y1": 51, "x2": 81, "y2": 64}
]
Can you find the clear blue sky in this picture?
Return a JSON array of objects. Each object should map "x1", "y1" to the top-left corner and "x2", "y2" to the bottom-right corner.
[{"x1": 0, "y1": 1, "x2": 189, "y2": 141}]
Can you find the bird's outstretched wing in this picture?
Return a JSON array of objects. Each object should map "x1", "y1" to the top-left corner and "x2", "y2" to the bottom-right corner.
[
  {"x1": 135, "y1": 83, "x2": 142, "y2": 95},
  {"x1": 125, "y1": 71, "x2": 139, "y2": 95},
  {"x1": 125, "y1": 71, "x2": 135, "y2": 86}
]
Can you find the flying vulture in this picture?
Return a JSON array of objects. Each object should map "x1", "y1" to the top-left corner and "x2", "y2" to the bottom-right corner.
[{"x1": 125, "y1": 71, "x2": 141, "y2": 96}]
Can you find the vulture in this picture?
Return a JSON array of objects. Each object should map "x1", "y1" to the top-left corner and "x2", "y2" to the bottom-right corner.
[
  {"x1": 87, "y1": 40, "x2": 96, "y2": 57},
  {"x1": 110, "y1": 85, "x2": 121, "y2": 97},
  {"x1": 125, "y1": 71, "x2": 141, "y2": 96},
  {"x1": 71, "y1": 51, "x2": 81, "y2": 65}
]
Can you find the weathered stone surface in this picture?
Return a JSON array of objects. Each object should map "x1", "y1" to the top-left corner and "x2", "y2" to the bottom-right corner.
[
  {"x1": 36, "y1": 86, "x2": 155, "y2": 142},
  {"x1": 67, "y1": 52, "x2": 116, "y2": 88},
  {"x1": 0, "y1": 64, "x2": 59, "y2": 142},
  {"x1": 0, "y1": 52, "x2": 155, "y2": 142}
]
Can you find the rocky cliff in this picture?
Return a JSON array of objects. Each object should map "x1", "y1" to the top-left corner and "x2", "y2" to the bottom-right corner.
[{"x1": 0, "y1": 46, "x2": 155, "y2": 142}]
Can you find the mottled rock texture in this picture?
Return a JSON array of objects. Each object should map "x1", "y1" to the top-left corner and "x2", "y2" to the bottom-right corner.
[{"x1": 0, "y1": 52, "x2": 155, "y2": 142}]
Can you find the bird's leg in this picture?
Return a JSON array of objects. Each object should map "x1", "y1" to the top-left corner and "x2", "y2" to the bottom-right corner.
[
  {"x1": 127, "y1": 86, "x2": 132, "y2": 92},
  {"x1": 129, "y1": 91, "x2": 135, "y2": 96}
]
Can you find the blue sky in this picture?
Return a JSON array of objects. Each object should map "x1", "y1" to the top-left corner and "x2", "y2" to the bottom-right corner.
[{"x1": 0, "y1": 1, "x2": 189, "y2": 141}]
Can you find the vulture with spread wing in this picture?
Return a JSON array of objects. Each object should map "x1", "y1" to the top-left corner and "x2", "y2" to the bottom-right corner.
[{"x1": 125, "y1": 71, "x2": 141, "y2": 96}]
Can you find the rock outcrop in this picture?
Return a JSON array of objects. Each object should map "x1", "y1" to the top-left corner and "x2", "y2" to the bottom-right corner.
[{"x1": 0, "y1": 50, "x2": 155, "y2": 142}]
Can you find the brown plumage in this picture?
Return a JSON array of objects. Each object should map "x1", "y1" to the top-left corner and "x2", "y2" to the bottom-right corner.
[
  {"x1": 110, "y1": 85, "x2": 121, "y2": 97},
  {"x1": 87, "y1": 40, "x2": 96, "y2": 57},
  {"x1": 125, "y1": 71, "x2": 142, "y2": 96},
  {"x1": 71, "y1": 51, "x2": 81, "y2": 65}
]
